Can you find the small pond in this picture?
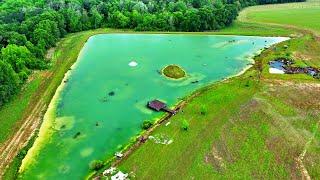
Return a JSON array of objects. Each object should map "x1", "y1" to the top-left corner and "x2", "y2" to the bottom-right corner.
[{"x1": 19, "y1": 34, "x2": 287, "y2": 179}]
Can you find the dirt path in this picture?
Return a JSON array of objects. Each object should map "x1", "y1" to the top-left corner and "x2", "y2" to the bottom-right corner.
[{"x1": 0, "y1": 94, "x2": 47, "y2": 177}]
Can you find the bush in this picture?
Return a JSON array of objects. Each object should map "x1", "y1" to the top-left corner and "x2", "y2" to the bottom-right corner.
[
  {"x1": 89, "y1": 160, "x2": 104, "y2": 171},
  {"x1": 200, "y1": 105, "x2": 208, "y2": 115},
  {"x1": 181, "y1": 119, "x2": 189, "y2": 131},
  {"x1": 141, "y1": 120, "x2": 153, "y2": 130}
]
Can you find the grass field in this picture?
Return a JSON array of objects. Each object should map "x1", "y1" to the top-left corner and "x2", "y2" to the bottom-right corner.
[{"x1": 238, "y1": 0, "x2": 320, "y2": 34}]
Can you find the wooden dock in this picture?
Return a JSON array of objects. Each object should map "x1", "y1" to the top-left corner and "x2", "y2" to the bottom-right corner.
[{"x1": 147, "y1": 100, "x2": 177, "y2": 115}]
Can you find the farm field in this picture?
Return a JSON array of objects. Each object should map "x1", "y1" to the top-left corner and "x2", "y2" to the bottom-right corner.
[{"x1": 238, "y1": 0, "x2": 320, "y2": 34}]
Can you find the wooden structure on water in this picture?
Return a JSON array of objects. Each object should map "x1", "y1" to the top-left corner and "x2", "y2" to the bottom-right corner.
[{"x1": 147, "y1": 100, "x2": 176, "y2": 115}]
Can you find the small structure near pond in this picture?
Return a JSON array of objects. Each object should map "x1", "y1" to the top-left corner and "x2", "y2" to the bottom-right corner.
[
  {"x1": 269, "y1": 58, "x2": 320, "y2": 79},
  {"x1": 147, "y1": 100, "x2": 176, "y2": 115},
  {"x1": 103, "y1": 167, "x2": 116, "y2": 176},
  {"x1": 115, "y1": 152, "x2": 123, "y2": 159}
]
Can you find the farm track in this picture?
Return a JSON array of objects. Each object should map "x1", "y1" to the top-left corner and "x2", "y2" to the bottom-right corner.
[{"x1": 0, "y1": 94, "x2": 46, "y2": 177}]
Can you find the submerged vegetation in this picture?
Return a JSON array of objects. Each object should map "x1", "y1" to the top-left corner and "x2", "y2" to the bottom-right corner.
[
  {"x1": 162, "y1": 64, "x2": 186, "y2": 79},
  {"x1": 89, "y1": 160, "x2": 104, "y2": 171}
]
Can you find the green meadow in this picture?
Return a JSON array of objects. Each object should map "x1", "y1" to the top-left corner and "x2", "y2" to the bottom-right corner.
[{"x1": 238, "y1": 1, "x2": 320, "y2": 34}]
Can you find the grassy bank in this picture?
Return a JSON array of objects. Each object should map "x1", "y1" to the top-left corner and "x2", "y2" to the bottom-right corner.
[
  {"x1": 238, "y1": 0, "x2": 320, "y2": 35},
  {"x1": 0, "y1": 74, "x2": 41, "y2": 144}
]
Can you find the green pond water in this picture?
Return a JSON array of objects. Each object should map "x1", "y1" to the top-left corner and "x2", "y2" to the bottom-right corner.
[{"x1": 20, "y1": 34, "x2": 287, "y2": 179}]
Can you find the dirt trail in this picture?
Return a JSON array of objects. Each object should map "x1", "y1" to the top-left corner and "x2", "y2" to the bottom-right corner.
[
  {"x1": 255, "y1": 93, "x2": 319, "y2": 179},
  {"x1": 0, "y1": 97, "x2": 47, "y2": 177}
]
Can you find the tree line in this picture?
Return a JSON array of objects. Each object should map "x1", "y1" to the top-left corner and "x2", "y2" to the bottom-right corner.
[{"x1": 0, "y1": 0, "x2": 305, "y2": 107}]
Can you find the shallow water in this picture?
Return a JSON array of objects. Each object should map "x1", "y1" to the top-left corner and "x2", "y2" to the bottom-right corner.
[{"x1": 20, "y1": 34, "x2": 287, "y2": 179}]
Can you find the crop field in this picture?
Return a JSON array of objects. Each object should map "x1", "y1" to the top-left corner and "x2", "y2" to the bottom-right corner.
[{"x1": 238, "y1": 1, "x2": 320, "y2": 34}]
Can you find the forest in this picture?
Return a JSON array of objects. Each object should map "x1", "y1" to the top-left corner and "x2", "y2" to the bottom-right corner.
[{"x1": 0, "y1": 0, "x2": 305, "y2": 107}]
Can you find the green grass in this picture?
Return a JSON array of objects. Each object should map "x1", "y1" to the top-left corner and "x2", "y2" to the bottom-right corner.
[
  {"x1": 0, "y1": 74, "x2": 41, "y2": 144},
  {"x1": 216, "y1": 21, "x2": 295, "y2": 36},
  {"x1": 238, "y1": 1, "x2": 320, "y2": 34}
]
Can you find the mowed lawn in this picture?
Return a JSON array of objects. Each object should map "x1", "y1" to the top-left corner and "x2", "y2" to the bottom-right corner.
[{"x1": 238, "y1": 1, "x2": 320, "y2": 34}]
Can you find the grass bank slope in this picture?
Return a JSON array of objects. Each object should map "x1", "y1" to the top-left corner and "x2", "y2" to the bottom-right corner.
[{"x1": 238, "y1": 0, "x2": 320, "y2": 35}]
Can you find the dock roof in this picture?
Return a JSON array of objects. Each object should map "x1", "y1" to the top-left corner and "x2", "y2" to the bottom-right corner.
[{"x1": 148, "y1": 100, "x2": 167, "y2": 111}]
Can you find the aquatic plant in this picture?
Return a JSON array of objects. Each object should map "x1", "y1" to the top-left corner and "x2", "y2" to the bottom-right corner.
[
  {"x1": 89, "y1": 160, "x2": 104, "y2": 171},
  {"x1": 141, "y1": 120, "x2": 153, "y2": 130}
]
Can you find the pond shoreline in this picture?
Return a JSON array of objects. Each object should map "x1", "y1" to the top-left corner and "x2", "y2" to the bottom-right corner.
[{"x1": 18, "y1": 40, "x2": 87, "y2": 174}]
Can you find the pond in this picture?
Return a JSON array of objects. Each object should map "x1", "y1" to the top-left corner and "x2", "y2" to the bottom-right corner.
[{"x1": 19, "y1": 34, "x2": 287, "y2": 179}]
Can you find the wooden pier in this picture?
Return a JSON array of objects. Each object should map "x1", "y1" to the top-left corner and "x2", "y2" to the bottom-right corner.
[{"x1": 147, "y1": 100, "x2": 177, "y2": 115}]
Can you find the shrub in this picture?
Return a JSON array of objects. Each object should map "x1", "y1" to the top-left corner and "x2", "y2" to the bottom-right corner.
[
  {"x1": 141, "y1": 120, "x2": 153, "y2": 130},
  {"x1": 200, "y1": 105, "x2": 208, "y2": 115},
  {"x1": 181, "y1": 119, "x2": 189, "y2": 131},
  {"x1": 89, "y1": 160, "x2": 104, "y2": 171}
]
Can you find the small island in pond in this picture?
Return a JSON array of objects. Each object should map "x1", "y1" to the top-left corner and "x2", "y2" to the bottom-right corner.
[{"x1": 162, "y1": 64, "x2": 186, "y2": 79}]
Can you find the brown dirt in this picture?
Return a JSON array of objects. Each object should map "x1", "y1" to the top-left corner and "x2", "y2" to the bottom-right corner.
[
  {"x1": 204, "y1": 145, "x2": 226, "y2": 172},
  {"x1": 0, "y1": 96, "x2": 46, "y2": 176}
]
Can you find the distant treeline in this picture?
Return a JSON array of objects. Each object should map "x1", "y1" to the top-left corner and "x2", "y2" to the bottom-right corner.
[{"x1": 0, "y1": 0, "x2": 305, "y2": 106}]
